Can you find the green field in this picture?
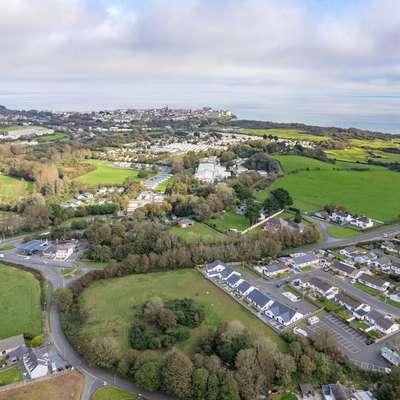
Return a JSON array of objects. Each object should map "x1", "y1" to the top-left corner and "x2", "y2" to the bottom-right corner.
[
  {"x1": 37, "y1": 133, "x2": 69, "y2": 142},
  {"x1": 240, "y1": 128, "x2": 329, "y2": 142},
  {"x1": 0, "y1": 174, "x2": 32, "y2": 202},
  {"x1": 0, "y1": 264, "x2": 42, "y2": 339},
  {"x1": 171, "y1": 222, "x2": 226, "y2": 243},
  {"x1": 91, "y1": 387, "x2": 137, "y2": 400},
  {"x1": 75, "y1": 160, "x2": 153, "y2": 186},
  {"x1": 326, "y1": 148, "x2": 400, "y2": 164},
  {"x1": 79, "y1": 269, "x2": 287, "y2": 357},
  {"x1": 0, "y1": 367, "x2": 23, "y2": 386},
  {"x1": 255, "y1": 155, "x2": 400, "y2": 223},
  {"x1": 327, "y1": 226, "x2": 361, "y2": 239},
  {"x1": 0, "y1": 245, "x2": 16, "y2": 251},
  {"x1": 208, "y1": 210, "x2": 251, "y2": 232},
  {"x1": 155, "y1": 176, "x2": 175, "y2": 192}
]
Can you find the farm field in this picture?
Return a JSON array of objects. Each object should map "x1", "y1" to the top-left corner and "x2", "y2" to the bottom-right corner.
[
  {"x1": 239, "y1": 128, "x2": 330, "y2": 142},
  {"x1": 326, "y1": 148, "x2": 400, "y2": 163},
  {"x1": 0, "y1": 263, "x2": 42, "y2": 339},
  {"x1": 0, "y1": 371, "x2": 84, "y2": 400},
  {"x1": 0, "y1": 174, "x2": 33, "y2": 203},
  {"x1": 256, "y1": 155, "x2": 400, "y2": 223},
  {"x1": 92, "y1": 387, "x2": 138, "y2": 400},
  {"x1": 78, "y1": 269, "x2": 287, "y2": 357},
  {"x1": 171, "y1": 222, "x2": 225, "y2": 243},
  {"x1": 208, "y1": 210, "x2": 250, "y2": 232},
  {"x1": 74, "y1": 160, "x2": 154, "y2": 186}
]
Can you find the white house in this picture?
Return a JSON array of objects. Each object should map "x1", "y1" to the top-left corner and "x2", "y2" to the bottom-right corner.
[
  {"x1": 205, "y1": 260, "x2": 229, "y2": 278},
  {"x1": 23, "y1": 348, "x2": 49, "y2": 379},
  {"x1": 235, "y1": 281, "x2": 254, "y2": 297},
  {"x1": 350, "y1": 216, "x2": 374, "y2": 230},
  {"x1": 291, "y1": 253, "x2": 319, "y2": 270},
  {"x1": 246, "y1": 289, "x2": 274, "y2": 311},
  {"x1": 54, "y1": 243, "x2": 75, "y2": 261},
  {"x1": 366, "y1": 310, "x2": 399, "y2": 335},
  {"x1": 265, "y1": 301, "x2": 303, "y2": 326},
  {"x1": 263, "y1": 261, "x2": 291, "y2": 277},
  {"x1": 301, "y1": 277, "x2": 338, "y2": 299},
  {"x1": 330, "y1": 211, "x2": 353, "y2": 225}
]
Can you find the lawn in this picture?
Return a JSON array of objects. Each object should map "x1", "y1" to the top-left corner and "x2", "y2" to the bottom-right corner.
[
  {"x1": 74, "y1": 160, "x2": 153, "y2": 187},
  {"x1": 0, "y1": 367, "x2": 23, "y2": 386},
  {"x1": 255, "y1": 155, "x2": 400, "y2": 223},
  {"x1": 0, "y1": 263, "x2": 42, "y2": 339},
  {"x1": 171, "y1": 222, "x2": 226, "y2": 243},
  {"x1": 208, "y1": 210, "x2": 251, "y2": 232},
  {"x1": 350, "y1": 320, "x2": 370, "y2": 331},
  {"x1": 79, "y1": 269, "x2": 287, "y2": 356},
  {"x1": 0, "y1": 370, "x2": 84, "y2": 400},
  {"x1": 91, "y1": 387, "x2": 138, "y2": 400},
  {"x1": 0, "y1": 174, "x2": 32, "y2": 203},
  {"x1": 321, "y1": 299, "x2": 341, "y2": 312},
  {"x1": 0, "y1": 245, "x2": 16, "y2": 251},
  {"x1": 336, "y1": 309, "x2": 352, "y2": 321},
  {"x1": 155, "y1": 176, "x2": 175, "y2": 192},
  {"x1": 379, "y1": 295, "x2": 400, "y2": 309},
  {"x1": 327, "y1": 226, "x2": 361, "y2": 239},
  {"x1": 353, "y1": 282, "x2": 378, "y2": 296}
]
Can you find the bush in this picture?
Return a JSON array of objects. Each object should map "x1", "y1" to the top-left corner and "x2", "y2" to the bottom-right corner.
[{"x1": 31, "y1": 335, "x2": 45, "y2": 348}]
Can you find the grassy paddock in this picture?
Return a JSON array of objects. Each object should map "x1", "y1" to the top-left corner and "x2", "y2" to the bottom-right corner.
[
  {"x1": 327, "y1": 226, "x2": 361, "y2": 239},
  {"x1": 0, "y1": 174, "x2": 32, "y2": 202},
  {"x1": 0, "y1": 263, "x2": 42, "y2": 339},
  {"x1": 171, "y1": 222, "x2": 225, "y2": 243},
  {"x1": 91, "y1": 387, "x2": 138, "y2": 400},
  {"x1": 208, "y1": 210, "x2": 250, "y2": 232},
  {"x1": 79, "y1": 269, "x2": 287, "y2": 356},
  {"x1": 74, "y1": 160, "x2": 153, "y2": 186},
  {"x1": 240, "y1": 128, "x2": 329, "y2": 142}
]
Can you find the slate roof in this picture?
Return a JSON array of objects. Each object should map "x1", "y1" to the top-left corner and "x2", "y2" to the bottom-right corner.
[
  {"x1": 227, "y1": 273, "x2": 241, "y2": 286},
  {"x1": 358, "y1": 273, "x2": 386, "y2": 288},
  {"x1": 293, "y1": 253, "x2": 318, "y2": 266},
  {"x1": 268, "y1": 301, "x2": 299, "y2": 323},
  {"x1": 265, "y1": 261, "x2": 288, "y2": 273},
  {"x1": 247, "y1": 289, "x2": 272, "y2": 308},
  {"x1": 307, "y1": 276, "x2": 333, "y2": 292},
  {"x1": 336, "y1": 292, "x2": 362, "y2": 310},
  {"x1": 331, "y1": 261, "x2": 356, "y2": 275},
  {"x1": 206, "y1": 259, "x2": 228, "y2": 271},
  {"x1": 236, "y1": 280, "x2": 252, "y2": 295},
  {"x1": 220, "y1": 266, "x2": 234, "y2": 279},
  {"x1": 0, "y1": 335, "x2": 25, "y2": 353}
]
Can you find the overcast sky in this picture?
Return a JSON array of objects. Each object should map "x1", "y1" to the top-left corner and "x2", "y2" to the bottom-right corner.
[{"x1": 1, "y1": 0, "x2": 400, "y2": 132}]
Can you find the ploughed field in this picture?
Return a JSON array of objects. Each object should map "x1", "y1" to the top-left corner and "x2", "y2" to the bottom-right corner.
[{"x1": 78, "y1": 269, "x2": 287, "y2": 356}]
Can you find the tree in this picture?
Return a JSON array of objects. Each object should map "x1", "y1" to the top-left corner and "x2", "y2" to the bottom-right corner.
[
  {"x1": 219, "y1": 370, "x2": 240, "y2": 400},
  {"x1": 192, "y1": 367, "x2": 209, "y2": 399},
  {"x1": 274, "y1": 353, "x2": 296, "y2": 386},
  {"x1": 162, "y1": 350, "x2": 193, "y2": 398},
  {"x1": 294, "y1": 210, "x2": 302, "y2": 223},
  {"x1": 206, "y1": 373, "x2": 220, "y2": 400},
  {"x1": 54, "y1": 288, "x2": 73, "y2": 313},
  {"x1": 158, "y1": 308, "x2": 178, "y2": 331},
  {"x1": 134, "y1": 361, "x2": 161, "y2": 391},
  {"x1": 271, "y1": 188, "x2": 293, "y2": 208}
]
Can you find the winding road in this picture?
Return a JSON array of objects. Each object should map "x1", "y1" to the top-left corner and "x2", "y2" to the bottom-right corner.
[{"x1": 1, "y1": 221, "x2": 400, "y2": 399}]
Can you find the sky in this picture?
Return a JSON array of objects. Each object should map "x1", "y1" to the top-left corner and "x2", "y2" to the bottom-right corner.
[{"x1": 1, "y1": 0, "x2": 400, "y2": 132}]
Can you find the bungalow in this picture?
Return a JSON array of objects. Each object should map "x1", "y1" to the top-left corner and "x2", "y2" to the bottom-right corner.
[
  {"x1": 205, "y1": 260, "x2": 229, "y2": 278},
  {"x1": 350, "y1": 216, "x2": 374, "y2": 230},
  {"x1": 357, "y1": 273, "x2": 390, "y2": 292},
  {"x1": 330, "y1": 261, "x2": 356, "y2": 277},
  {"x1": 23, "y1": 348, "x2": 48, "y2": 379},
  {"x1": 366, "y1": 310, "x2": 399, "y2": 335},
  {"x1": 304, "y1": 277, "x2": 338, "y2": 299},
  {"x1": 330, "y1": 210, "x2": 353, "y2": 225},
  {"x1": 226, "y1": 273, "x2": 243, "y2": 289},
  {"x1": 265, "y1": 301, "x2": 303, "y2": 326},
  {"x1": 291, "y1": 253, "x2": 319, "y2": 270},
  {"x1": 178, "y1": 218, "x2": 194, "y2": 228},
  {"x1": 391, "y1": 261, "x2": 400, "y2": 275},
  {"x1": 0, "y1": 334, "x2": 25, "y2": 356},
  {"x1": 246, "y1": 289, "x2": 274, "y2": 311},
  {"x1": 220, "y1": 267, "x2": 238, "y2": 281},
  {"x1": 263, "y1": 261, "x2": 291, "y2": 278},
  {"x1": 321, "y1": 383, "x2": 353, "y2": 400},
  {"x1": 371, "y1": 256, "x2": 392, "y2": 272},
  {"x1": 235, "y1": 280, "x2": 254, "y2": 297},
  {"x1": 381, "y1": 241, "x2": 400, "y2": 254},
  {"x1": 335, "y1": 292, "x2": 370, "y2": 315}
]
